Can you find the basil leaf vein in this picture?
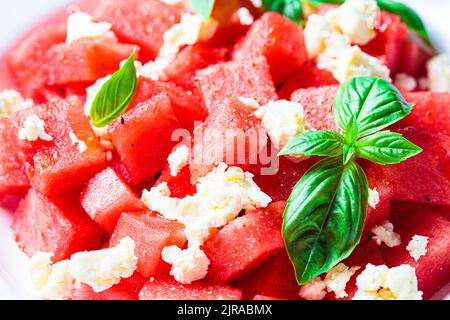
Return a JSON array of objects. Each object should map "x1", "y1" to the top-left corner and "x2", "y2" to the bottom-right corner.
[{"x1": 279, "y1": 130, "x2": 345, "y2": 157}]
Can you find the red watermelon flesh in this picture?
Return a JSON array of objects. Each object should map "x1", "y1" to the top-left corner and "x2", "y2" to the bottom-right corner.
[
  {"x1": 235, "y1": 251, "x2": 300, "y2": 300},
  {"x1": 196, "y1": 56, "x2": 278, "y2": 113},
  {"x1": 279, "y1": 62, "x2": 338, "y2": 99},
  {"x1": 109, "y1": 93, "x2": 181, "y2": 185},
  {"x1": 155, "y1": 165, "x2": 197, "y2": 199},
  {"x1": 202, "y1": 202, "x2": 286, "y2": 284},
  {"x1": 395, "y1": 92, "x2": 450, "y2": 136},
  {"x1": 18, "y1": 97, "x2": 106, "y2": 196},
  {"x1": 80, "y1": 167, "x2": 146, "y2": 233},
  {"x1": 398, "y1": 39, "x2": 433, "y2": 78},
  {"x1": 72, "y1": 272, "x2": 146, "y2": 300},
  {"x1": 189, "y1": 97, "x2": 268, "y2": 182},
  {"x1": 232, "y1": 12, "x2": 308, "y2": 84},
  {"x1": 139, "y1": 276, "x2": 243, "y2": 300},
  {"x1": 110, "y1": 212, "x2": 187, "y2": 278},
  {"x1": 95, "y1": 0, "x2": 181, "y2": 61},
  {"x1": 8, "y1": 24, "x2": 66, "y2": 98},
  {"x1": 380, "y1": 202, "x2": 450, "y2": 299},
  {"x1": 46, "y1": 37, "x2": 136, "y2": 86},
  {"x1": 12, "y1": 189, "x2": 104, "y2": 262},
  {"x1": 290, "y1": 85, "x2": 341, "y2": 132},
  {"x1": 0, "y1": 116, "x2": 29, "y2": 195},
  {"x1": 252, "y1": 295, "x2": 282, "y2": 300},
  {"x1": 129, "y1": 77, "x2": 206, "y2": 131}
]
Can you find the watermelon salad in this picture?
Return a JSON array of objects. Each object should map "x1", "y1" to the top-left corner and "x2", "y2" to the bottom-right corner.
[{"x1": 0, "y1": 0, "x2": 449, "y2": 301}]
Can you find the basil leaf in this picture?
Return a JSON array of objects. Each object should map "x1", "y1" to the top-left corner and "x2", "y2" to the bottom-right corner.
[
  {"x1": 333, "y1": 77, "x2": 412, "y2": 138},
  {"x1": 263, "y1": 0, "x2": 304, "y2": 23},
  {"x1": 355, "y1": 130, "x2": 422, "y2": 165},
  {"x1": 343, "y1": 145, "x2": 356, "y2": 165},
  {"x1": 279, "y1": 131, "x2": 345, "y2": 157},
  {"x1": 306, "y1": 0, "x2": 343, "y2": 7},
  {"x1": 283, "y1": 157, "x2": 368, "y2": 284},
  {"x1": 188, "y1": 0, "x2": 216, "y2": 20},
  {"x1": 90, "y1": 53, "x2": 137, "y2": 127},
  {"x1": 376, "y1": 0, "x2": 433, "y2": 48}
]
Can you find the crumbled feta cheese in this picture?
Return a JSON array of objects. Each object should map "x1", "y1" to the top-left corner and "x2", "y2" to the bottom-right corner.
[
  {"x1": 237, "y1": 7, "x2": 254, "y2": 26},
  {"x1": 325, "y1": 0, "x2": 379, "y2": 45},
  {"x1": 318, "y1": 43, "x2": 391, "y2": 84},
  {"x1": 168, "y1": 145, "x2": 190, "y2": 176},
  {"x1": 353, "y1": 264, "x2": 423, "y2": 300},
  {"x1": 406, "y1": 235, "x2": 429, "y2": 262},
  {"x1": 139, "y1": 58, "x2": 169, "y2": 81},
  {"x1": 141, "y1": 182, "x2": 181, "y2": 220},
  {"x1": 250, "y1": 0, "x2": 262, "y2": 7},
  {"x1": 304, "y1": 14, "x2": 336, "y2": 59},
  {"x1": 427, "y1": 54, "x2": 450, "y2": 92},
  {"x1": 69, "y1": 131, "x2": 88, "y2": 154},
  {"x1": 29, "y1": 253, "x2": 74, "y2": 300},
  {"x1": 238, "y1": 97, "x2": 260, "y2": 110},
  {"x1": 368, "y1": 187, "x2": 380, "y2": 209},
  {"x1": 371, "y1": 221, "x2": 401, "y2": 248},
  {"x1": 325, "y1": 263, "x2": 360, "y2": 298},
  {"x1": 84, "y1": 75, "x2": 112, "y2": 116},
  {"x1": 0, "y1": 89, "x2": 33, "y2": 118},
  {"x1": 299, "y1": 277, "x2": 327, "y2": 300},
  {"x1": 18, "y1": 114, "x2": 53, "y2": 142},
  {"x1": 254, "y1": 100, "x2": 307, "y2": 151},
  {"x1": 162, "y1": 245, "x2": 210, "y2": 284},
  {"x1": 394, "y1": 73, "x2": 417, "y2": 92},
  {"x1": 68, "y1": 237, "x2": 137, "y2": 293},
  {"x1": 142, "y1": 163, "x2": 272, "y2": 247},
  {"x1": 159, "y1": 0, "x2": 184, "y2": 5},
  {"x1": 66, "y1": 12, "x2": 113, "y2": 43}
]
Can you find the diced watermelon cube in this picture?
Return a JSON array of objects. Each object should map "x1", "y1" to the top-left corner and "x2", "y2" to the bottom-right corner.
[
  {"x1": 0, "y1": 116, "x2": 29, "y2": 195},
  {"x1": 236, "y1": 251, "x2": 300, "y2": 300},
  {"x1": 110, "y1": 212, "x2": 187, "y2": 278},
  {"x1": 72, "y1": 272, "x2": 146, "y2": 300},
  {"x1": 9, "y1": 24, "x2": 66, "y2": 98},
  {"x1": 398, "y1": 40, "x2": 433, "y2": 78},
  {"x1": 380, "y1": 202, "x2": 450, "y2": 299},
  {"x1": 129, "y1": 78, "x2": 206, "y2": 131},
  {"x1": 196, "y1": 56, "x2": 278, "y2": 113},
  {"x1": 233, "y1": 12, "x2": 308, "y2": 84},
  {"x1": 252, "y1": 295, "x2": 281, "y2": 300},
  {"x1": 290, "y1": 85, "x2": 341, "y2": 132},
  {"x1": 395, "y1": 92, "x2": 450, "y2": 136},
  {"x1": 155, "y1": 165, "x2": 196, "y2": 199},
  {"x1": 95, "y1": 0, "x2": 181, "y2": 61},
  {"x1": 202, "y1": 202, "x2": 286, "y2": 284},
  {"x1": 46, "y1": 37, "x2": 136, "y2": 86},
  {"x1": 190, "y1": 97, "x2": 267, "y2": 181},
  {"x1": 18, "y1": 97, "x2": 106, "y2": 196},
  {"x1": 279, "y1": 62, "x2": 338, "y2": 99},
  {"x1": 80, "y1": 167, "x2": 146, "y2": 233},
  {"x1": 109, "y1": 93, "x2": 181, "y2": 185},
  {"x1": 139, "y1": 277, "x2": 243, "y2": 300},
  {"x1": 12, "y1": 189, "x2": 104, "y2": 262}
]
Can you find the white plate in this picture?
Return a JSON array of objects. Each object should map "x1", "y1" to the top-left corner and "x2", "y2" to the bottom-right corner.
[{"x1": 0, "y1": 0, "x2": 449, "y2": 300}]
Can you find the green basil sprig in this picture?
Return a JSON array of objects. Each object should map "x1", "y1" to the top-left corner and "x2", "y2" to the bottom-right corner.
[
  {"x1": 280, "y1": 76, "x2": 422, "y2": 285},
  {"x1": 263, "y1": 0, "x2": 304, "y2": 24},
  {"x1": 90, "y1": 52, "x2": 137, "y2": 128},
  {"x1": 188, "y1": 0, "x2": 216, "y2": 20}
]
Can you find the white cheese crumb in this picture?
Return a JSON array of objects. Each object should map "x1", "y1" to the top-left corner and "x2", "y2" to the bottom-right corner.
[
  {"x1": 353, "y1": 264, "x2": 423, "y2": 300},
  {"x1": 159, "y1": 0, "x2": 184, "y2": 5},
  {"x1": 304, "y1": 14, "x2": 336, "y2": 59},
  {"x1": 168, "y1": 145, "x2": 190, "y2": 177},
  {"x1": 325, "y1": 0, "x2": 379, "y2": 45},
  {"x1": 29, "y1": 253, "x2": 74, "y2": 300},
  {"x1": 141, "y1": 182, "x2": 181, "y2": 220},
  {"x1": 325, "y1": 263, "x2": 360, "y2": 298},
  {"x1": 238, "y1": 97, "x2": 260, "y2": 110},
  {"x1": 69, "y1": 131, "x2": 88, "y2": 154},
  {"x1": 394, "y1": 73, "x2": 417, "y2": 92},
  {"x1": 254, "y1": 100, "x2": 307, "y2": 152},
  {"x1": 162, "y1": 245, "x2": 210, "y2": 284},
  {"x1": 406, "y1": 235, "x2": 429, "y2": 262},
  {"x1": 427, "y1": 54, "x2": 450, "y2": 92},
  {"x1": 250, "y1": 0, "x2": 262, "y2": 7},
  {"x1": 371, "y1": 221, "x2": 401, "y2": 248},
  {"x1": 299, "y1": 277, "x2": 328, "y2": 300},
  {"x1": 68, "y1": 237, "x2": 137, "y2": 293},
  {"x1": 66, "y1": 12, "x2": 113, "y2": 44},
  {"x1": 0, "y1": 89, "x2": 33, "y2": 118},
  {"x1": 18, "y1": 114, "x2": 53, "y2": 142},
  {"x1": 368, "y1": 187, "x2": 380, "y2": 209},
  {"x1": 237, "y1": 7, "x2": 254, "y2": 26}
]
